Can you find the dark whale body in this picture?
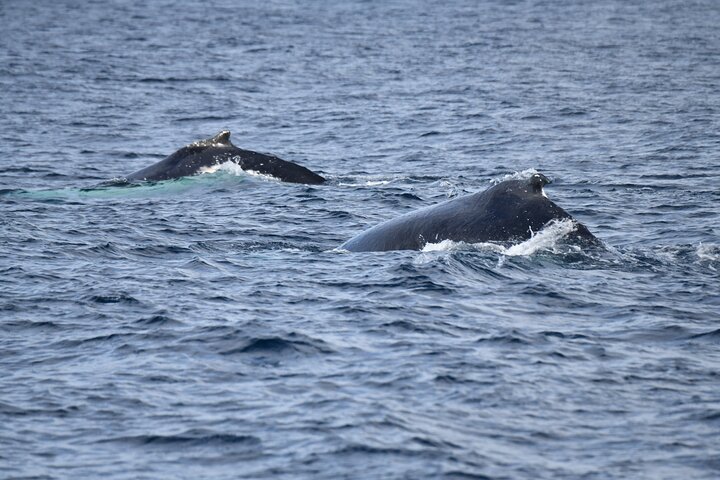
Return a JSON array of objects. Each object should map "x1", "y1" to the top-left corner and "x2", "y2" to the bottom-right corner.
[
  {"x1": 341, "y1": 173, "x2": 597, "y2": 252},
  {"x1": 126, "y1": 131, "x2": 325, "y2": 185}
]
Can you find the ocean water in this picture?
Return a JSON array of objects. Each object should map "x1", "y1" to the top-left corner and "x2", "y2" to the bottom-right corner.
[{"x1": 1, "y1": 0, "x2": 719, "y2": 478}]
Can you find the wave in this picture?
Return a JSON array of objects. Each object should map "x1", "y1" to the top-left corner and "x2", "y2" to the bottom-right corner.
[
  {"x1": 618, "y1": 243, "x2": 720, "y2": 273},
  {"x1": 103, "y1": 430, "x2": 261, "y2": 447},
  {"x1": 218, "y1": 332, "x2": 335, "y2": 357},
  {"x1": 337, "y1": 174, "x2": 446, "y2": 188}
]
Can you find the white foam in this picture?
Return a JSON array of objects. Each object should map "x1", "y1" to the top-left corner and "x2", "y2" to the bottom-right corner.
[
  {"x1": 197, "y1": 161, "x2": 280, "y2": 182},
  {"x1": 504, "y1": 219, "x2": 578, "y2": 256},
  {"x1": 241, "y1": 169, "x2": 281, "y2": 182},
  {"x1": 420, "y1": 219, "x2": 579, "y2": 257},
  {"x1": 338, "y1": 180, "x2": 392, "y2": 187},
  {"x1": 697, "y1": 243, "x2": 719, "y2": 262},
  {"x1": 198, "y1": 160, "x2": 242, "y2": 175},
  {"x1": 197, "y1": 165, "x2": 223, "y2": 175},
  {"x1": 422, "y1": 239, "x2": 465, "y2": 252},
  {"x1": 491, "y1": 168, "x2": 540, "y2": 184}
]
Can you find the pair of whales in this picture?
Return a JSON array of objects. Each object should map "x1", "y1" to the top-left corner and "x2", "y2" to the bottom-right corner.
[{"x1": 124, "y1": 130, "x2": 599, "y2": 252}]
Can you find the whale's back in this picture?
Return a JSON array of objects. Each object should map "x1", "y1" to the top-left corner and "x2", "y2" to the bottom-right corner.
[{"x1": 341, "y1": 176, "x2": 597, "y2": 252}]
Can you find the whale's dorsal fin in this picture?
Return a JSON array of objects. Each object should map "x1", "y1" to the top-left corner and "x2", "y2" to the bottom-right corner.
[
  {"x1": 190, "y1": 130, "x2": 234, "y2": 148},
  {"x1": 529, "y1": 173, "x2": 550, "y2": 194},
  {"x1": 210, "y1": 130, "x2": 232, "y2": 145}
]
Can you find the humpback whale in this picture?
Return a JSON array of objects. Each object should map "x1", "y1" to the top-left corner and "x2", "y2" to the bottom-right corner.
[
  {"x1": 126, "y1": 131, "x2": 325, "y2": 185},
  {"x1": 341, "y1": 173, "x2": 598, "y2": 252}
]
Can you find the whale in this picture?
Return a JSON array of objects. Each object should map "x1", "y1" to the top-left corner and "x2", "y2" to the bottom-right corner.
[
  {"x1": 340, "y1": 173, "x2": 598, "y2": 252},
  {"x1": 126, "y1": 130, "x2": 325, "y2": 184}
]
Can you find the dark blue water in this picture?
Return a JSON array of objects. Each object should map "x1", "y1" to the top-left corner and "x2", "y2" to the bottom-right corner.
[{"x1": 2, "y1": 0, "x2": 719, "y2": 478}]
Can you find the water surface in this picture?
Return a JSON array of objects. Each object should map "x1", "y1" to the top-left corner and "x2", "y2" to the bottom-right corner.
[{"x1": 1, "y1": 1, "x2": 719, "y2": 478}]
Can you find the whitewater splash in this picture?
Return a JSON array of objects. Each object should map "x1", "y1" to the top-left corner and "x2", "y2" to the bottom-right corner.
[
  {"x1": 421, "y1": 219, "x2": 581, "y2": 257},
  {"x1": 338, "y1": 175, "x2": 397, "y2": 187},
  {"x1": 696, "y1": 243, "x2": 719, "y2": 271},
  {"x1": 338, "y1": 180, "x2": 392, "y2": 187},
  {"x1": 198, "y1": 161, "x2": 280, "y2": 182},
  {"x1": 696, "y1": 243, "x2": 719, "y2": 262},
  {"x1": 491, "y1": 168, "x2": 541, "y2": 185}
]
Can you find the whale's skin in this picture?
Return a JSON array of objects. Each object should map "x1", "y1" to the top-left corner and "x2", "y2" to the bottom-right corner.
[
  {"x1": 126, "y1": 131, "x2": 325, "y2": 185},
  {"x1": 340, "y1": 173, "x2": 597, "y2": 252}
]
